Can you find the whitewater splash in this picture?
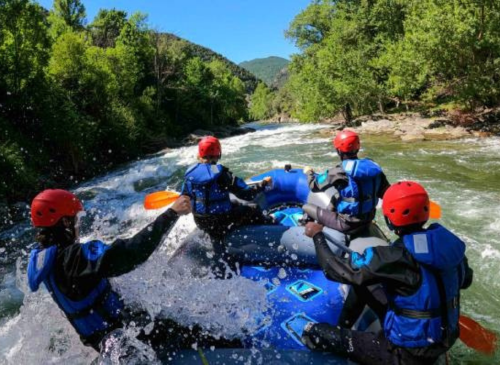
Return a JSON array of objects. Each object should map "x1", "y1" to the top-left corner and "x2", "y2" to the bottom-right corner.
[{"x1": 0, "y1": 123, "x2": 327, "y2": 364}]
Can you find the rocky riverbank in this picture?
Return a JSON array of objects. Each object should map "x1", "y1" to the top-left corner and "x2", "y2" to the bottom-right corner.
[{"x1": 317, "y1": 109, "x2": 500, "y2": 141}]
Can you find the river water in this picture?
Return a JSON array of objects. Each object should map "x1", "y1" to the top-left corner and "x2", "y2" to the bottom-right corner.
[{"x1": 0, "y1": 123, "x2": 499, "y2": 364}]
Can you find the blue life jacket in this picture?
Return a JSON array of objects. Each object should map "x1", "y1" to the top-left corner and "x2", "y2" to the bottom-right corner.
[
  {"x1": 335, "y1": 158, "x2": 383, "y2": 217},
  {"x1": 183, "y1": 163, "x2": 232, "y2": 215},
  {"x1": 384, "y1": 224, "x2": 466, "y2": 348},
  {"x1": 27, "y1": 241, "x2": 124, "y2": 343}
]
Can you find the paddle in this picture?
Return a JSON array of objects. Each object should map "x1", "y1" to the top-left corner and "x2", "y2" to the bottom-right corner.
[
  {"x1": 144, "y1": 191, "x2": 180, "y2": 210},
  {"x1": 429, "y1": 200, "x2": 441, "y2": 219},
  {"x1": 459, "y1": 315, "x2": 497, "y2": 355},
  {"x1": 323, "y1": 231, "x2": 354, "y2": 255},
  {"x1": 144, "y1": 179, "x2": 267, "y2": 210}
]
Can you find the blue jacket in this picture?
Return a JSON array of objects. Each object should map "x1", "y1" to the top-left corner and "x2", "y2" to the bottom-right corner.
[
  {"x1": 384, "y1": 224, "x2": 467, "y2": 348},
  {"x1": 312, "y1": 223, "x2": 473, "y2": 353},
  {"x1": 26, "y1": 208, "x2": 180, "y2": 348},
  {"x1": 182, "y1": 163, "x2": 264, "y2": 215},
  {"x1": 183, "y1": 163, "x2": 232, "y2": 215},
  {"x1": 28, "y1": 242, "x2": 123, "y2": 342},
  {"x1": 336, "y1": 159, "x2": 383, "y2": 216}
]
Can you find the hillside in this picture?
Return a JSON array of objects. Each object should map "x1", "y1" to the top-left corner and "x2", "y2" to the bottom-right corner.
[
  {"x1": 163, "y1": 33, "x2": 261, "y2": 93},
  {"x1": 239, "y1": 56, "x2": 290, "y2": 87}
]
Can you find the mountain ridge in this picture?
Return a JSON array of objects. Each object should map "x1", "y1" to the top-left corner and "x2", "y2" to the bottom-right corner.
[
  {"x1": 239, "y1": 56, "x2": 290, "y2": 87},
  {"x1": 163, "y1": 33, "x2": 262, "y2": 93}
]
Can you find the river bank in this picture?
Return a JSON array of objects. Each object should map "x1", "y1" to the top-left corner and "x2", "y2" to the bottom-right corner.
[
  {"x1": 0, "y1": 124, "x2": 255, "y2": 233},
  {"x1": 313, "y1": 108, "x2": 500, "y2": 141}
]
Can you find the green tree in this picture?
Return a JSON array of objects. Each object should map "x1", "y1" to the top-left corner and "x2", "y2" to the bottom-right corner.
[
  {"x1": 52, "y1": 0, "x2": 86, "y2": 30},
  {"x1": 90, "y1": 9, "x2": 127, "y2": 48},
  {"x1": 48, "y1": 0, "x2": 86, "y2": 38},
  {"x1": 249, "y1": 82, "x2": 273, "y2": 120}
]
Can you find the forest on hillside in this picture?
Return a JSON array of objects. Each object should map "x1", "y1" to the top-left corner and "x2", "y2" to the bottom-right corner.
[
  {"x1": 250, "y1": 0, "x2": 500, "y2": 122},
  {"x1": 0, "y1": 0, "x2": 254, "y2": 203},
  {"x1": 239, "y1": 56, "x2": 290, "y2": 86}
]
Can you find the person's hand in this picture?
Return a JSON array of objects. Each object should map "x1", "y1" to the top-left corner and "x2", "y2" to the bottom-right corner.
[
  {"x1": 170, "y1": 195, "x2": 192, "y2": 216},
  {"x1": 305, "y1": 222, "x2": 324, "y2": 238},
  {"x1": 262, "y1": 176, "x2": 272, "y2": 187},
  {"x1": 303, "y1": 166, "x2": 314, "y2": 174}
]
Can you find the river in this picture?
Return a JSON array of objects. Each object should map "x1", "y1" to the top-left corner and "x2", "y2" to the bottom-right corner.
[{"x1": 0, "y1": 122, "x2": 499, "y2": 364}]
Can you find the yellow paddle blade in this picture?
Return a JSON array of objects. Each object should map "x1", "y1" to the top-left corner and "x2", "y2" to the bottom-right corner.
[
  {"x1": 429, "y1": 201, "x2": 442, "y2": 219},
  {"x1": 144, "y1": 191, "x2": 180, "y2": 210}
]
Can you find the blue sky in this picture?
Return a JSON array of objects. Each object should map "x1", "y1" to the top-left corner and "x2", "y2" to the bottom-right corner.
[{"x1": 37, "y1": 0, "x2": 311, "y2": 63}]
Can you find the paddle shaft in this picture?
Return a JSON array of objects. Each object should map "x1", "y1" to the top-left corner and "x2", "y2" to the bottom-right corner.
[{"x1": 322, "y1": 232, "x2": 354, "y2": 255}]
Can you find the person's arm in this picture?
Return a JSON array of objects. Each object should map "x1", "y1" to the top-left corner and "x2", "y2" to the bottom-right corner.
[
  {"x1": 377, "y1": 171, "x2": 391, "y2": 198},
  {"x1": 220, "y1": 167, "x2": 268, "y2": 201},
  {"x1": 98, "y1": 208, "x2": 180, "y2": 277},
  {"x1": 307, "y1": 166, "x2": 348, "y2": 193},
  {"x1": 460, "y1": 256, "x2": 473, "y2": 289},
  {"x1": 62, "y1": 197, "x2": 191, "y2": 281},
  {"x1": 305, "y1": 223, "x2": 420, "y2": 294}
]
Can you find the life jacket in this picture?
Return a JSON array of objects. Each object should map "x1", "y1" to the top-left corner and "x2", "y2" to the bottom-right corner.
[
  {"x1": 183, "y1": 163, "x2": 232, "y2": 215},
  {"x1": 27, "y1": 241, "x2": 124, "y2": 344},
  {"x1": 384, "y1": 224, "x2": 466, "y2": 348},
  {"x1": 335, "y1": 158, "x2": 383, "y2": 217}
]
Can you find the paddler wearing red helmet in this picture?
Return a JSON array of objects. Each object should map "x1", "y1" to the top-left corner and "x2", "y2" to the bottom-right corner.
[
  {"x1": 181, "y1": 136, "x2": 274, "y2": 269},
  {"x1": 302, "y1": 181, "x2": 473, "y2": 364},
  {"x1": 302, "y1": 129, "x2": 390, "y2": 234}
]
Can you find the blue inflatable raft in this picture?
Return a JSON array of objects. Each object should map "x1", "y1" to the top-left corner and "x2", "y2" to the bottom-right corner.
[{"x1": 169, "y1": 166, "x2": 388, "y2": 364}]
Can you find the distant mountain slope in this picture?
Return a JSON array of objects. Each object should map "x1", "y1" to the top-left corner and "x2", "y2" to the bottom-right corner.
[
  {"x1": 163, "y1": 33, "x2": 261, "y2": 93},
  {"x1": 239, "y1": 56, "x2": 290, "y2": 87}
]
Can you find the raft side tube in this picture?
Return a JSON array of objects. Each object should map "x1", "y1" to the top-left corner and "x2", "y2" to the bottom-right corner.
[{"x1": 225, "y1": 223, "x2": 388, "y2": 268}]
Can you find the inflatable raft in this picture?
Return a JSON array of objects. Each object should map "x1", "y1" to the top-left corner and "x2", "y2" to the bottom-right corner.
[{"x1": 169, "y1": 166, "x2": 388, "y2": 363}]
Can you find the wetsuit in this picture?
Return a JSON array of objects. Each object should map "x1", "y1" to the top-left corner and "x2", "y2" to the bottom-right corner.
[
  {"x1": 28, "y1": 208, "x2": 240, "y2": 352},
  {"x1": 303, "y1": 225, "x2": 473, "y2": 365},
  {"x1": 304, "y1": 159, "x2": 390, "y2": 234},
  {"x1": 182, "y1": 164, "x2": 271, "y2": 243}
]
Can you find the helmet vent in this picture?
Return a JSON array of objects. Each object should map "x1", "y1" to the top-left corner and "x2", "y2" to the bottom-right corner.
[
  {"x1": 36, "y1": 211, "x2": 43, "y2": 216},
  {"x1": 390, "y1": 208, "x2": 395, "y2": 213},
  {"x1": 402, "y1": 209, "x2": 410, "y2": 216},
  {"x1": 49, "y1": 208, "x2": 56, "y2": 213}
]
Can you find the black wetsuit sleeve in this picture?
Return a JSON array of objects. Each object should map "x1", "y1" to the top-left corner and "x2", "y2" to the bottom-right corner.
[
  {"x1": 219, "y1": 167, "x2": 264, "y2": 201},
  {"x1": 461, "y1": 256, "x2": 473, "y2": 289},
  {"x1": 378, "y1": 172, "x2": 391, "y2": 198},
  {"x1": 63, "y1": 209, "x2": 179, "y2": 280},
  {"x1": 99, "y1": 209, "x2": 179, "y2": 277},
  {"x1": 307, "y1": 166, "x2": 348, "y2": 193},
  {"x1": 313, "y1": 233, "x2": 421, "y2": 296}
]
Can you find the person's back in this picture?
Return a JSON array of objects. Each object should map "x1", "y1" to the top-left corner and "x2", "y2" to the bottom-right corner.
[
  {"x1": 182, "y1": 136, "x2": 272, "y2": 244},
  {"x1": 302, "y1": 181, "x2": 473, "y2": 364},
  {"x1": 303, "y1": 130, "x2": 390, "y2": 234}
]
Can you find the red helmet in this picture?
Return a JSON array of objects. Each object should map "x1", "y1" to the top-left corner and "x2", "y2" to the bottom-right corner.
[
  {"x1": 333, "y1": 130, "x2": 360, "y2": 153},
  {"x1": 198, "y1": 136, "x2": 222, "y2": 158},
  {"x1": 31, "y1": 189, "x2": 83, "y2": 227},
  {"x1": 382, "y1": 181, "x2": 429, "y2": 227}
]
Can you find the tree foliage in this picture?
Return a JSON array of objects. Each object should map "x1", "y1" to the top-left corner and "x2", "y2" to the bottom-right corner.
[
  {"x1": 0, "y1": 0, "x2": 249, "y2": 203},
  {"x1": 278, "y1": 0, "x2": 500, "y2": 121},
  {"x1": 239, "y1": 56, "x2": 290, "y2": 86}
]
